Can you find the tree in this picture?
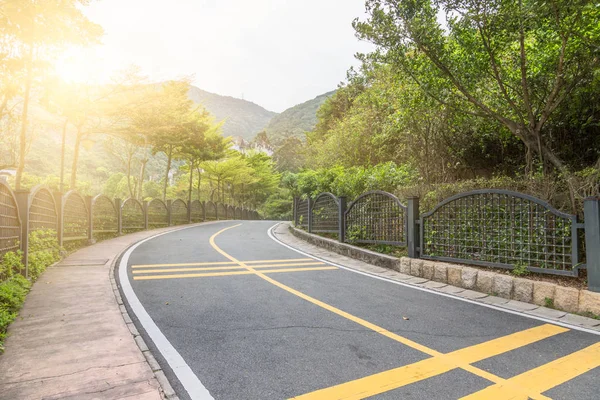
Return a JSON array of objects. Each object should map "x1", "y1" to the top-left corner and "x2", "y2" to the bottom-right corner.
[
  {"x1": 2, "y1": 0, "x2": 102, "y2": 189},
  {"x1": 354, "y1": 0, "x2": 600, "y2": 185}
]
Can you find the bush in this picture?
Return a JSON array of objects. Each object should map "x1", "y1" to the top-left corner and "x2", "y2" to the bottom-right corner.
[
  {"x1": 0, "y1": 275, "x2": 31, "y2": 352},
  {"x1": 28, "y1": 230, "x2": 61, "y2": 282}
]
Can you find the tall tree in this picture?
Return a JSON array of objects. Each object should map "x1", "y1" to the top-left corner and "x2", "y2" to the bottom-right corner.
[
  {"x1": 2, "y1": 0, "x2": 102, "y2": 189},
  {"x1": 354, "y1": 0, "x2": 600, "y2": 182}
]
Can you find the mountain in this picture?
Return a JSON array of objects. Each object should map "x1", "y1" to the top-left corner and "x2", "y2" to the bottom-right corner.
[
  {"x1": 187, "y1": 86, "x2": 277, "y2": 141},
  {"x1": 263, "y1": 90, "x2": 335, "y2": 144}
]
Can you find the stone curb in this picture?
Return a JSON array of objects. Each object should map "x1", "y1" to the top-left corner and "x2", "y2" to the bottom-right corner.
[
  {"x1": 286, "y1": 224, "x2": 600, "y2": 331},
  {"x1": 108, "y1": 228, "x2": 188, "y2": 400}
]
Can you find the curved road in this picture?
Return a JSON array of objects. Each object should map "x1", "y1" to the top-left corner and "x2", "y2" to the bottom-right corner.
[{"x1": 119, "y1": 221, "x2": 600, "y2": 400}]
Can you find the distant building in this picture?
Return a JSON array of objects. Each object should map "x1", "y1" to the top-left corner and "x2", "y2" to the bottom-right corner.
[{"x1": 230, "y1": 136, "x2": 274, "y2": 156}]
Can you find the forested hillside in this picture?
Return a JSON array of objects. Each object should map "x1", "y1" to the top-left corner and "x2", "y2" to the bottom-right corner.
[
  {"x1": 264, "y1": 91, "x2": 334, "y2": 144},
  {"x1": 188, "y1": 86, "x2": 277, "y2": 140},
  {"x1": 277, "y1": 0, "x2": 600, "y2": 217}
]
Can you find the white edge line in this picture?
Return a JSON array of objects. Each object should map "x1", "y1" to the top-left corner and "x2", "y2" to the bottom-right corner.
[
  {"x1": 267, "y1": 222, "x2": 600, "y2": 337},
  {"x1": 119, "y1": 223, "x2": 221, "y2": 400}
]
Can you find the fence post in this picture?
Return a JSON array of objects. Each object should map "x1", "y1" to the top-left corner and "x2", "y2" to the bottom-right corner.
[
  {"x1": 187, "y1": 201, "x2": 192, "y2": 223},
  {"x1": 407, "y1": 197, "x2": 420, "y2": 259},
  {"x1": 86, "y1": 195, "x2": 94, "y2": 244},
  {"x1": 338, "y1": 196, "x2": 347, "y2": 243},
  {"x1": 53, "y1": 191, "x2": 63, "y2": 248},
  {"x1": 202, "y1": 201, "x2": 207, "y2": 221},
  {"x1": 115, "y1": 198, "x2": 122, "y2": 235},
  {"x1": 143, "y1": 201, "x2": 149, "y2": 230},
  {"x1": 307, "y1": 197, "x2": 313, "y2": 233},
  {"x1": 584, "y1": 197, "x2": 600, "y2": 292},
  {"x1": 167, "y1": 200, "x2": 173, "y2": 226},
  {"x1": 15, "y1": 190, "x2": 30, "y2": 278}
]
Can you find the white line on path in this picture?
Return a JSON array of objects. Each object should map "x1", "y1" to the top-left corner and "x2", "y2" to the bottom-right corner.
[
  {"x1": 119, "y1": 225, "x2": 216, "y2": 400},
  {"x1": 267, "y1": 223, "x2": 600, "y2": 337}
]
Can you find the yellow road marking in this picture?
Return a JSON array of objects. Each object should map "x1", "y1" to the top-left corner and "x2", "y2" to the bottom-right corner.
[
  {"x1": 208, "y1": 225, "x2": 558, "y2": 400},
  {"x1": 132, "y1": 258, "x2": 312, "y2": 268},
  {"x1": 460, "y1": 342, "x2": 600, "y2": 400},
  {"x1": 133, "y1": 262, "x2": 326, "y2": 274},
  {"x1": 132, "y1": 266, "x2": 338, "y2": 280},
  {"x1": 291, "y1": 324, "x2": 566, "y2": 400}
]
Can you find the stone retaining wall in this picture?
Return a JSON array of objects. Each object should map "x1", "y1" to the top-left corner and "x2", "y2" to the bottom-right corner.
[{"x1": 290, "y1": 225, "x2": 600, "y2": 317}]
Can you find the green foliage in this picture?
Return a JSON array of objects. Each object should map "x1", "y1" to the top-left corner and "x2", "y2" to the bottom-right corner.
[
  {"x1": 28, "y1": 230, "x2": 61, "y2": 282},
  {"x1": 286, "y1": 162, "x2": 417, "y2": 199},
  {"x1": 511, "y1": 264, "x2": 530, "y2": 277},
  {"x1": 261, "y1": 190, "x2": 293, "y2": 220},
  {"x1": 0, "y1": 274, "x2": 31, "y2": 352},
  {"x1": 544, "y1": 297, "x2": 555, "y2": 309},
  {"x1": 0, "y1": 250, "x2": 24, "y2": 281}
]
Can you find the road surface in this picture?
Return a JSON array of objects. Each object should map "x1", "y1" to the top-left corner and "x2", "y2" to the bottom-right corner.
[{"x1": 120, "y1": 221, "x2": 600, "y2": 400}]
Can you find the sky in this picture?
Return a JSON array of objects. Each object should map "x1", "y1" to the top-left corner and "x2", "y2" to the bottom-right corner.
[{"x1": 55, "y1": 0, "x2": 374, "y2": 112}]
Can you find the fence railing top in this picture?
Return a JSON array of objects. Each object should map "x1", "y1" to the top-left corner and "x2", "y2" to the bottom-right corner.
[
  {"x1": 121, "y1": 197, "x2": 143, "y2": 209},
  {"x1": 148, "y1": 198, "x2": 167, "y2": 207},
  {"x1": 421, "y1": 188, "x2": 577, "y2": 221},
  {"x1": 0, "y1": 180, "x2": 21, "y2": 226},
  {"x1": 346, "y1": 190, "x2": 407, "y2": 212},
  {"x1": 91, "y1": 193, "x2": 114, "y2": 205},
  {"x1": 28, "y1": 184, "x2": 57, "y2": 209},
  {"x1": 312, "y1": 192, "x2": 340, "y2": 207}
]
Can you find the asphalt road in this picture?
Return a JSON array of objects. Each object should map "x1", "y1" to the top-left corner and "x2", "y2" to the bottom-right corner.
[{"x1": 122, "y1": 221, "x2": 600, "y2": 400}]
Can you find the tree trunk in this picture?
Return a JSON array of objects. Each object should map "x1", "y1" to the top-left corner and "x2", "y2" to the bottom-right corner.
[
  {"x1": 70, "y1": 129, "x2": 83, "y2": 190},
  {"x1": 187, "y1": 159, "x2": 194, "y2": 204},
  {"x1": 196, "y1": 167, "x2": 202, "y2": 201},
  {"x1": 126, "y1": 151, "x2": 134, "y2": 198},
  {"x1": 15, "y1": 42, "x2": 34, "y2": 190},
  {"x1": 137, "y1": 159, "x2": 147, "y2": 200},
  {"x1": 163, "y1": 147, "x2": 172, "y2": 201},
  {"x1": 59, "y1": 118, "x2": 69, "y2": 192}
]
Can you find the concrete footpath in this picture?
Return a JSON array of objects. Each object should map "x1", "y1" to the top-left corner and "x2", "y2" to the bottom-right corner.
[{"x1": 0, "y1": 224, "x2": 203, "y2": 400}]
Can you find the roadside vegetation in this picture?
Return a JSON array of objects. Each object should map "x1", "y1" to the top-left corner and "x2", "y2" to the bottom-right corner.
[{"x1": 275, "y1": 0, "x2": 599, "y2": 217}]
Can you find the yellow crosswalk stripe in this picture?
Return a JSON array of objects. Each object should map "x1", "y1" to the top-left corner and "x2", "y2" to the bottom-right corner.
[
  {"x1": 290, "y1": 324, "x2": 567, "y2": 400},
  {"x1": 460, "y1": 342, "x2": 600, "y2": 400},
  {"x1": 132, "y1": 258, "x2": 313, "y2": 268},
  {"x1": 132, "y1": 262, "x2": 326, "y2": 274},
  {"x1": 132, "y1": 266, "x2": 338, "y2": 280}
]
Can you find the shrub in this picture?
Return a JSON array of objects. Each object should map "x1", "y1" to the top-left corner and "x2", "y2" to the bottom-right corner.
[
  {"x1": 28, "y1": 230, "x2": 61, "y2": 282},
  {"x1": 0, "y1": 275, "x2": 31, "y2": 352}
]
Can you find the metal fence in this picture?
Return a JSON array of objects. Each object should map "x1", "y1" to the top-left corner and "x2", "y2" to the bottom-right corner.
[
  {"x1": 294, "y1": 189, "x2": 598, "y2": 281},
  {"x1": 0, "y1": 180, "x2": 261, "y2": 278},
  {"x1": 171, "y1": 199, "x2": 188, "y2": 225}
]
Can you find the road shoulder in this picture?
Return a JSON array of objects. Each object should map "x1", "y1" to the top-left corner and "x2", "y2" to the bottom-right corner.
[{"x1": 270, "y1": 222, "x2": 600, "y2": 335}]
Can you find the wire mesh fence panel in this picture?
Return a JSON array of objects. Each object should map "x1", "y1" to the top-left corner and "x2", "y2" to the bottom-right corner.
[
  {"x1": 121, "y1": 198, "x2": 145, "y2": 233},
  {"x1": 148, "y1": 199, "x2": 168, "y2": 229},
  {"x1": 235, "y1": 207, "x2": 242, "y2": 220},
  {"x1": 190, "y1": 200, "x2": 203, "y2": 223},
  {"x1": 217, "y1": 203, "x2": 227, "y2": 220},
  {"x1": 205, "y1": 201, "x2": 217, "y2": 220},
  {"x1": 421, "y1": 190, "x2": 581, "y2": 276},
  {"x1": 295, "y1": 198, "x2": 309, "y2": 228},
  {"x1": 311, "y1": 193, "x2": 339, "y2": 235},
  {"x1": 0, "y1": 181, "x2": 20, "y2": 259},
  {"x1": 242, "y1": 209, "x2": 249, "y2": 220},
  {"x1": 345, "y1": 191, "x2": 407, "y2": 246},
  {"x1": 171, "y1": 199, "x2": 188, "y2": 225},
  {"x1": 62, "y1": 191, "x2": 89, "y2": 245},
  {"x1": 29, "y1": 186, "x2": 57, "y2": 232},
  {"x1": 227, "y1": 205, "x2": 235, "y2": 219},
  {"x1": 92, "y1": 195, "x2": 118, "y2": 240}
]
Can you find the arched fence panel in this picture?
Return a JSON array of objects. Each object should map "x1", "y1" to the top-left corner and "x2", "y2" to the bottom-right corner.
[
  {"x1": 190, "y1": 200, "x2": 204, "y2": 223},
  {"x1": 311, "y1": 193, "x2": 339, "y2": 235},
  {"x1": 227, "y1": 205, "x2": 235, "y2": 219},
  {"x1": 148, "y1": 199, "x2": 168, "y2": 229},
  {"x1": 29, "y1": 186, "x2": 58, "y2": 232},
  {"x1": 242, "y1": 209, "x2": 249, "y2": 220},
  {"x1": 420, "y1": 190, "x2": 583, "y2": 276},
  {"x1": 121, "y1": 198, "x2": 145, "y2": 233},
  {"x1": 62, "y1": 191, "x2": 89, "y2": 245},
  {"x1": 345, "y1": 191, "x2": 407, "y2": 246},
  {"x1": 205, "y1": 201, "x2": 217, "y2": 221},
  {"x1": 92, "y1": 195, "x2": 118, "y2": 239},
  {"x1": 234, "y1": 207, "x2": 242, "y2": 220},
  {"x1": 217, "y1": 203, "x2": 228, "y2": 220},
  {"x1": 171, "y1": 199, "x2": 188, "y2": 225},
  {"x1": 295, "y1": 198, "x2": 309, "y2": 229},
  {"x1": 0, "y1": 181, "x2": 21, "y2": 260}
]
